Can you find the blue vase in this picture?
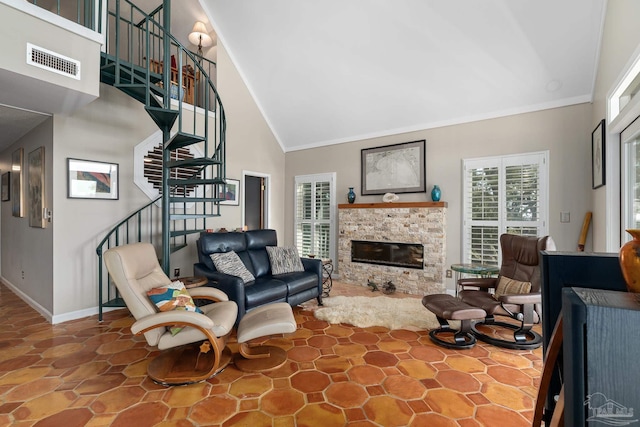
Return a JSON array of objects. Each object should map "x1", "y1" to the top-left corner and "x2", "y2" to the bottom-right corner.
[
  {"x1": 347, "y1": 187, "x2": 356, "y2": 204},
  {"x1": 431, "y1": 185, "x2": 441, "y2": 202}
]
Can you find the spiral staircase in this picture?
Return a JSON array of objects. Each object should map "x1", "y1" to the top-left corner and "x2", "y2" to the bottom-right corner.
[{"x1": 95, "y1": 0, "x2": 226, "y2": 319}]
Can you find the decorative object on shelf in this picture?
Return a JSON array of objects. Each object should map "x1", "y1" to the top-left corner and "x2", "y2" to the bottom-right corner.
[
  {"x1": 169, "y1": 83, "x2": 185, "y2": 101},
  {"x1": 382, "y1": 192, "x2": 399, "y2": 203},
  {"x1": 619, "y1": 229, "x2": 640, "y2": 293},
  {"x1": 361, "y1": 140, "x2": 426, "y2": 195},
  {"x1": 431, "y1": 185, "x2": 441, "y2": 202},
  {"x1": 592, "y1": 119, "x2": 605, "y2": 189},
  {"x1": 347, "y1": 187, "x2": 356, "y2": 204}
]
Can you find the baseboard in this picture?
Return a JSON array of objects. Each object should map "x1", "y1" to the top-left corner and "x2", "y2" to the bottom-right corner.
[
  {"x1": 1, "y1": 276, "x2": 53, "y2": 323},
  {"x1": 1, "y1": 276, "x2": 124, "y2": 324}
]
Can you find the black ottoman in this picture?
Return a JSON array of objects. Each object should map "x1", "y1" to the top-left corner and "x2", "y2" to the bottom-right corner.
[{"x1": 422, "y1": 294, "x2": 487, "y2": 349}]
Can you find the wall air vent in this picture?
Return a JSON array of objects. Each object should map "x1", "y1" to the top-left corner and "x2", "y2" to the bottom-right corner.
[{"x1": 26, "y1": 43, "x2": 81, "y2": 80}]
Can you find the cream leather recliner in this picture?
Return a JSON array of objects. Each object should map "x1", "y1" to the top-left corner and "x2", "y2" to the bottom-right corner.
[{"x1": 104, "y1": 242, "x2": 238, "y2": 385}]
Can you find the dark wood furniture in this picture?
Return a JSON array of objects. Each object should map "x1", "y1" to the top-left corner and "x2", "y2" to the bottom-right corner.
[
  {"x1": 539, "y1": 251, "x2": 627, "y2": 422},
  {"x1": 150, "y1": 59, "x2": 199, "y2": 105},
  {"x1": 562, "y1": 288, "x2": 640, "y2": 426},
  {"x1": 179, "y1": 276, "x2": 207, "y2": 289}
]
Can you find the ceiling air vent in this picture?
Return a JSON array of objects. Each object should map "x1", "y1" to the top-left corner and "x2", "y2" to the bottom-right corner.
[{"x1": 26, "y1": 43, "x2": 81, "y2": 80}]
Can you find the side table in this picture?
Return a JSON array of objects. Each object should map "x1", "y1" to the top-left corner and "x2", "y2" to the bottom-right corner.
[
  {"x1": 321, "y1": 259, "x2": 333, "y2": 297},
  {"x1": 178, "y1": 276, "x2": 208, "y2": 289},
  {"x1": 450, "y1": 263, "x2": 499, "y2": 296}
]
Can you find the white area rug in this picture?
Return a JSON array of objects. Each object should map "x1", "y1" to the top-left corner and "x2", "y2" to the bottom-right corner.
[{"x1": 313, "y1": 295, "x2": 439, "y2": 331}]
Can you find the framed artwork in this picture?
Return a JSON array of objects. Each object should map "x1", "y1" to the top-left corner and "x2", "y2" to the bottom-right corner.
[
  {"x1": 219, "y1": 178, "x2": 240, "y2": 205},
  {"x1": 592, "y1": 119, "x2": 605, "y2": 189},
  {"x1": 361, "y1": 140, "x2": 426, "y2": 195},
  {"x1": 12, "y1": 148, "x2": 24, "y2": 217},
  {"x1": 68, "y1": 158, "x2": 119, "y2": 200},
  {"x1": 1, "y1": 172, "x2": 9, "y2": 202},
  {"x1": 28, "y1": 147, "x2": 45, "y2": 228}
]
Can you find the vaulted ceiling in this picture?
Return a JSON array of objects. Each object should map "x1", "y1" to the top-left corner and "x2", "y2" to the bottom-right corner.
[{"x1": 200, "y1": 0, "x2": 606, "y2": 152}]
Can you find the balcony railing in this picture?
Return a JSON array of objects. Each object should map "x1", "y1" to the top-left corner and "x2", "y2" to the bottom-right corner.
[
  {"x1": 26, "y1": 0, "x2": 97, "y2": 29},
  {"x1": 24, "y1": 0, "x2": 217, "y2": 95}
]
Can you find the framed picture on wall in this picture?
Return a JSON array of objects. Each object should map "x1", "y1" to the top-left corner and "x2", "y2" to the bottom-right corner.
[
  {"x1": 592, "y1": 119, "x2": 605, "y2": 189},
  {"x1": 361, "y1": 140, "x2": 426, "y2": 195},
  {"x1": 2, "y1": 172, "x2": 11, "y2": 202},
  {"x1": 219, "y1": 178, "x2": 240, "y2": 205},
  {"x1": 28, "y1": 147, "x2": 45, "y2": 228},
  {"x1": 1, "y1": 172, "x2": 9, "y2": 202},
  {"x1": 67, "y1": 158, "x2": 119, "y2": 200}
]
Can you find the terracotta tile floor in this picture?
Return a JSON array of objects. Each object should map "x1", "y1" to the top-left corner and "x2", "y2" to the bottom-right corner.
[{"x1": 0, "y1": 281, "x2": 543, "y2": 426}]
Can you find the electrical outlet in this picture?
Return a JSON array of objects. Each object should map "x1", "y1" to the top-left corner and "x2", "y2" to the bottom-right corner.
[
  {"x1": 446, "y1": 269, "x2": 452, "y2": 278},
  {"x1": 173, "y1": 268, "x2": 180, "y2": 277}
]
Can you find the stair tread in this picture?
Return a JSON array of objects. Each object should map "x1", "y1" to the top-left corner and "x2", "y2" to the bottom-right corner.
[
  {"x1": 145, "y1": 106, "x2": 179, "y2": 130},
  {"x1": 170, "y1": 213, "x2": 223, "y2": 220},
  {"x1": 101, "y1": 53, "x2": 162, "y2": 83},
  {"x1": 166, "y1": 132, "x2": 206, "y2": 150},
  {"x1": 170, "y1": 196, "x2": 225, "y2": 203},
  {"x1": 167, "y1": 178, "x2": 226, "y2": 185},
  {"x1": 171, "y1": 229, "x2": 208, "y2": 238},
  {"x1": 166, "y1": 158, "x2": 221, "y2": 168},
  {"x1": 114, "y1": 85, "x2": 163, "y2": 108}
]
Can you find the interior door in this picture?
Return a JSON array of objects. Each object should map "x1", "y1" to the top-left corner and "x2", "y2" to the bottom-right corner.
[{"x1": 244, "y1": 175, "x2": 266, "y2": 230}]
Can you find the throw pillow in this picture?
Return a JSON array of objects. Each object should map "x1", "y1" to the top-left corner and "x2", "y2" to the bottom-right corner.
[
  {"x1": 210, "y1": 251, "x2": 255, "y2": 283},
  {"x1": 266, "y1": 246, "x2": 304, "y2": 275},
  {"x1": 493, "y1": 276, "x2": 532, "y2": 300},
  {"x1": 147, "y1": 281, "x2": 203, "y2": 335}
]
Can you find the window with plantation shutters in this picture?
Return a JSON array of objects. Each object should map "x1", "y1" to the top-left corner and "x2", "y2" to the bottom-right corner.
[
  {"x1": 294, "y1": 173, "x2": 336, "y2": 262},
  {"x1": 462, "y1": 152, "x2": 548, "y2": 266}
]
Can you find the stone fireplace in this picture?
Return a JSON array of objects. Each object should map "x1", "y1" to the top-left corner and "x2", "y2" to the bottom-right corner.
[{"x1": 338, "y1": 201, "x2": 446, "y2": 295}]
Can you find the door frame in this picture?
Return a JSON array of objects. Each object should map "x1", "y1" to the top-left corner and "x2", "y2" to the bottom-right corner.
[{"x1": 242, "y1": 170, "x2": 270, "y2": 229}]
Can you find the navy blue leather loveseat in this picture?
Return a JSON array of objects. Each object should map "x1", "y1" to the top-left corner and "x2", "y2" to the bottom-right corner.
[{"x1": 194, "y1": 229, "x2": 323, "y2": 321}]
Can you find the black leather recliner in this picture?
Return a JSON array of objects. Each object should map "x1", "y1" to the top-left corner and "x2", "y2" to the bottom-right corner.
[{"x1": 194, "y1": 229, "x2": 323, "y2": 322}]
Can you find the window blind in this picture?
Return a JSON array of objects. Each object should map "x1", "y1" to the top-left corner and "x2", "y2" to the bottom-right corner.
[{"x1": 463, "y1": 152, "x2": 548, "y2": 266}]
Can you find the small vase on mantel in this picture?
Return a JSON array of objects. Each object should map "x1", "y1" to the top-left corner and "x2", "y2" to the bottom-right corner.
[
  {"x1": 431, "y1": 185, "x2": 441, "y2": 202},
  {"x1": 347, "y1": 187, "x2": 356, "y2": 204},
  {"x1": 619, "y1": 229, "x2": 640, "y2": 293}
]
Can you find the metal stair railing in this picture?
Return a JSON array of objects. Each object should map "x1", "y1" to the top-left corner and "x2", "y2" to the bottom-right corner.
[
  {"x1": 95, "y1": 196, "x2": 161, "y2": 321},
  {"x1": 96, "y1": 0, "x2": 227, "y2": 318}
]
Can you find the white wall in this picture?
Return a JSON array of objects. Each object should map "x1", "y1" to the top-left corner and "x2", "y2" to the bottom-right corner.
[
  {"x1": 286, "y1": 103, "x2": 593, "y2": 291},
  {"x1": 590, "y1": 0, "x2": 640, "y2": 251},
  {"x1": 215, "y1": 43, "x2": 286, "y2": 235},
  {"x1": 51, "y1": 85, "x2": 160, "y2": 320},
  {"x1": 1, "y1": 119, "x2": 54, "y2": 317}
]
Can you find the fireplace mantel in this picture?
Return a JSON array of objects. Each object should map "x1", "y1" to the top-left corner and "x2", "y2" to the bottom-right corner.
[{"x1": 338, "y1": 201, "x2": 447, "y2": 209}]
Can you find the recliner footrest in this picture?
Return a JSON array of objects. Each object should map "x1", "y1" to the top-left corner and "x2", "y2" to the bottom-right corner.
[
  {"x1": 234, "y1": 302, "x2": 296, "y2": 372},
  {"x1": 422, "y1": 294, "x2": 486, "y2": 349}
]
